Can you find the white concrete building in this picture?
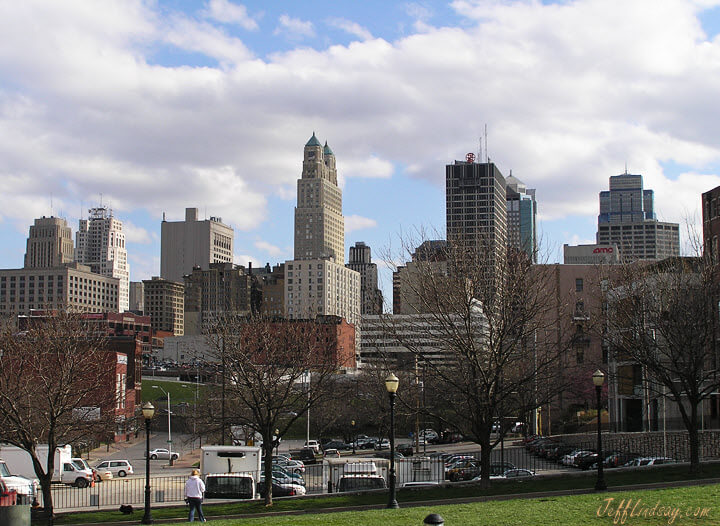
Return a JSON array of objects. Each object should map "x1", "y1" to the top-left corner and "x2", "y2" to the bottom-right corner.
[
  {"x1": 75, "y1": 207, "x2": 130, "y2": 312},
  {"x1": 285, "y1": 259, "x2": 360, "y2": 328}
]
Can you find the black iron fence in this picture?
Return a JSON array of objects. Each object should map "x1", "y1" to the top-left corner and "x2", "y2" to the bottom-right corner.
[{"x1": 41, "y1": 476, "x2": 187, "y2": 511}]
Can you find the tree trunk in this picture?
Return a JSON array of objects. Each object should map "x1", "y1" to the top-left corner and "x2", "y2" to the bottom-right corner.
[
  {"x1": 39, "y1": 473, "x2": 54, "y2": 525},
  {"x1": 263, "y1": 438, "x2": 274, "y2": 507},
  {"x1": 477, "y1": 428, "x2": 492, "y2": 489},
  {"x1": 688, "y1": 405, "x2": 701, "y2": 474}
]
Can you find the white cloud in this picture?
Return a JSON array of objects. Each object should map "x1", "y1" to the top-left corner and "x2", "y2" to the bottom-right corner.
[
  {"x1": 234, "y1": 253, "x2": 264, "y2": 269},
  {"x1": 1, "y1": 0, "x2": 720, "y2": 262},
  {"x1": 341, "y1": 155, "x2": 394, "y2": 180},
  {"x1": 326, "y1": 17, "x2": 373, "y2": 41},
  {"x1": 274, "y1": 14, "x2": 315, "y2": 39},
  {"x1": 254, "y1": 240, "x2": 285, "y2": 257},
  {"x1": 204, "y1": 0, "x2": 258, "y2": 30},
  {"x1": 162, "y1": 14, "x2": 253, "y2": 66},
  {"x1": 345, "y1": 215, "x2": 378, "y2": 233},
  {"x1": 123, "y1": 220, "x2": 153, "y2": 244}
]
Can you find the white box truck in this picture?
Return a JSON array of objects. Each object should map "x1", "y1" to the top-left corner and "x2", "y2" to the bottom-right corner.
[
  {"x1": 0, "y1": 444, "x2": 94, "y2": 488},
  {"x1": 200, "y1": 445, "x2": 261, "y2": 478}
]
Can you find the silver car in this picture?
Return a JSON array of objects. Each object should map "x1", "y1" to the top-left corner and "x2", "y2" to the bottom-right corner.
[{"x1": 146, "y1": 448, "x2": 180, "y2": 461}]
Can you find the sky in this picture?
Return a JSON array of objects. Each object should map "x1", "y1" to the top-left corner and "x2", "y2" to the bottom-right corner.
[{"x1": 3, "y1": 0, "x2": 720, "y2": 310}]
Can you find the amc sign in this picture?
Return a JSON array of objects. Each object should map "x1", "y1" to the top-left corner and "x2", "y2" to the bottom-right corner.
[{"x1": 593, "y1": 247, "x2": 614, "y2": 254}]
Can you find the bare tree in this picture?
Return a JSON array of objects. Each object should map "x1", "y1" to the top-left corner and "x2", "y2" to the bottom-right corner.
[
  {"x1": 605, "y1": 256, "x2": 720, "y2": 472},
  {"x1": 383, "y1": 234, "x2": 575, "y2": 483},
  {"x1": 205, "y1": 314, "x2": 349, "y2": 506},
  {"x1": 0, "y1": 311, "x2": 117, "y2": 523}
]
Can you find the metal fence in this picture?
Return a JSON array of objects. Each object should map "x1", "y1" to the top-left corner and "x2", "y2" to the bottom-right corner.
[{"x1": 41, "y1": 476, "x2": 187, "y2": 511}]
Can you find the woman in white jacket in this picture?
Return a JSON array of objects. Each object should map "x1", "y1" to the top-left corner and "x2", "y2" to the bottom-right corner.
[{"x1": 184, "y1": 469, "x2": 206, "y2": 522}]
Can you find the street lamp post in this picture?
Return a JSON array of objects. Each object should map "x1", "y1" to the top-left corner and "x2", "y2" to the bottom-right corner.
[
  {"x1": 385, "y1": 373, "x2": 399, "y2": 509},
  {"x1": 152, "y1": 385, "x2": 173, "y2": 466},
  {"x1": 351, "y1": 420, "x2": 356, "y2": 455},
  {"x1": 275, "y1": 428, "x2": 280, "y2": 457},
  {"x1": 592, "y1": 369, "x2": 607, "y2": 491},
  {"x1": 141, "y1": 402, "x2": 155, "y2": 525}
]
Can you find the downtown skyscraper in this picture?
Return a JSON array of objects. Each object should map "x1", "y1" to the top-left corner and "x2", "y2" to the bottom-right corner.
[
  {"x1": 596, "y1": 171, "x2": 679, "y2": 261},
  {"x1": 285, "y1": 133, "x2": 360, "y2": 329},
  {"x1": 75, "y1": 206, "x2": 130, "y2": 312}
]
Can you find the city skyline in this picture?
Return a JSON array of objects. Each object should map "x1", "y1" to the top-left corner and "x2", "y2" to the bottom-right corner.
[{"x1": 2, "y1": 1, "x2": 720, "y2": 308}]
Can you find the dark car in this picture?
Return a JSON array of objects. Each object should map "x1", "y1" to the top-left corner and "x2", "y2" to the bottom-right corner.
[
  {"x1": 204, "y1": 474, "x2": 255, "y2": 499},
  {"x1": 604, "y1": 452, "x2": 640, "y2": 468},
  {"x1": 490, "y1": 461, "x2": 516, "y2": 476},
  {"x1": 397, "y1": 443, "x2": 414, "y2": 456},
  {"x1": 324, "y1": 440, "x2": 352, "y2": 451},
  {"x1": 257, "y1": 480, "x2": 303, "y2": 497},
  {"x1": 292, "y1": 448, "x2": 319, "y2": 464}
]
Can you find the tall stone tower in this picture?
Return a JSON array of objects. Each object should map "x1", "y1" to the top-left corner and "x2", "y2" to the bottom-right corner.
[
  {"x1": 294, "y1": 133, "x2": 345, "y2": 262},
  {"x1": 286, "y1": 134, "x2": 360, "y2": 338},
  {"x1": 24, "y1": 216, "x2": 74, "y2": 269}
]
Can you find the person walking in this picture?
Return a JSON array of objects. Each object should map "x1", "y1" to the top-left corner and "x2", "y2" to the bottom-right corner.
[{"x1": 185, "y1": 469, "x2": 206, "y2": 522}]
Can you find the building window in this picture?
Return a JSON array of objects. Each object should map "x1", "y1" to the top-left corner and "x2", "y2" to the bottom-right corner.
[{"x1": 575, "y1": 278, "x2": 583, "y2": 292}]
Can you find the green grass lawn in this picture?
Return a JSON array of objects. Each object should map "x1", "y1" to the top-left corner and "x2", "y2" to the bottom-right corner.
[
  {"x1": 140, "y1": 378, "x2": 202, "y2": 404},
  {"x1": 205, "y1": 484, "x2": 719, "y2": 525},
  {"x1": 53, "y1": 464, "x2": 720, "y2": 525}
]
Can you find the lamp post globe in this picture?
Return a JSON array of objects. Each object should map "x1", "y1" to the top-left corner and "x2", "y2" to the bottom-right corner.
[
  {"x1": 592, "y1": 370, "x2": 607, "y2": 491},
  {"x1": 385, "y1": 373, "x2": 400, "y2": 509},
  {"x1": 141, "y1": 402, "x2": 155, "y2": 525}
]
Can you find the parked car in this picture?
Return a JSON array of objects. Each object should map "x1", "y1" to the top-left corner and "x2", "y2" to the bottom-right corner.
[
  {"x1": 146, "y1": 448, "x2": 179, "y2": 461},
  {"x1": 205, "y1": 473, "x2": 255, "y2": 499},
  {"x1": 489, "y1": 462, "x2": 517, "y2": 476},
  {"x1": 446, "y1": 459, "x2": 480, "y2": 481},
  {"x1": 624, "y1": 456, "x2": 676, "y2": 467},
  {"x1": 401, "y1": 481, "x2": 440, "y2": 488},
  {"x1": 292, "y1": 448, "x2": 318, "y2": 464},
  {"x1": 271, "y1": 458, "x2": 305, "y2": 474},
  {"x1": 604, "y1": 452, "x2": 640, "y2": 468},
  {"x1": 397, "y1": 443, "x2": 414, "y2": 456},
  {"x1": 357, "y1": 437, "x2": 378, "y2": 450},
  {"x1": 304, "y1": 440, "x2": 321, "y2": 454},
  {"x1": 324, "y1": 440, "x2": 352, "y2": 451},
  {"x1": 337, "y1": 475, "x2": 386, "y2": 492},
  {"x1": 374, "y1": 451, "x2": 404, "y2": 460},
  {"x1": 487, "y1": 468, "x2": 535, "y2": 480},
  {"x1": 374, "y1": 439, "x2": 390, "y2": 450},
  {"x1": 323, "y1": 449, "x2": 341, "y2": 458},
  {"x1": 257, "y1": 479, "x2": 305, "y2": 497},
  {"x1": 94, "y1": 460, "x2": 133, "y2": 478}
]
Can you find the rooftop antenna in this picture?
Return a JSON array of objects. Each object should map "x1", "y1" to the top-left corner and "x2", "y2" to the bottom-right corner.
[
  {"x1": 100, "y1": 193, "x2": 103, "y2": 207},
  {"x1": 625, "y1": 162, "x2": 628, "y2": 175},
  {"x1": 484, "y1": 124, "x2": 488, "y2": 163}
]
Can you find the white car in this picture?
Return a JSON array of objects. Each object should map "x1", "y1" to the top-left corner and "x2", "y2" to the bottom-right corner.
[
  {"x1": 304, "y1": 440, "x2": 321, "y2": 454},
  {"x1": 94, "y1": 460, "x2": 133, "y2": 478},
  {"x1": 146, "y1": 448, "x2": 180, "y2": 461}
]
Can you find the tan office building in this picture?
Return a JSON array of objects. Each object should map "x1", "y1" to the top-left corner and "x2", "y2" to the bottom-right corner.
[
  {"x1": 143, "y1": 277, "x2": 184, "y2": 335},
  {"x1": 161, "y1": 207, "x2": 234, "y2": 283},
  {"x1": 24, "y1": 216, "x2": 75, "y2": 269}
]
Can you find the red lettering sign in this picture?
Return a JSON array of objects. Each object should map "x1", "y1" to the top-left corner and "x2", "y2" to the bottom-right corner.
[{"x1": 592, "y1": 247, "x2": 614, "y2": 254}]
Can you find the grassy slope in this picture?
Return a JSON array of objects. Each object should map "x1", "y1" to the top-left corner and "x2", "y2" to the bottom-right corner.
[
  {"x1": 53, "y1": 464, "x2": 720, "y2": 525},
  {"x1": 209, "y1": 484, "x2": 720, "y2": 525}
]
